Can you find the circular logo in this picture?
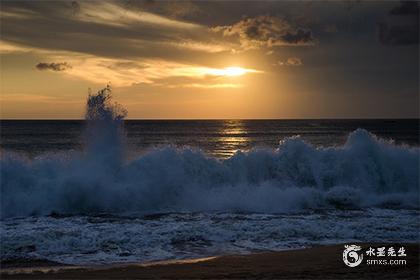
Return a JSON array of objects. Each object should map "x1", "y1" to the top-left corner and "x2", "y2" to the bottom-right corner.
[{"x1": 343, "y1": 245, "x2": 363, "y2": 267}]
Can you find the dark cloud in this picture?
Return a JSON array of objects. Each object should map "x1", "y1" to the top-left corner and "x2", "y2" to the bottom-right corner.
[
  {"x1": 35, "y1": 62, "x2": 72, "y2": 71},
  {"x1": 323, "y1": 24, "x2": 338, "y2": 33},
  {"x1": 281, "y1": 29, "x2": 313, "y2": 45},
  {"x1": 123, "y1": 0, "x2": 201, "y2": 20},
  {"x1": 212, "y1": 15, "x2": 315, "y2": 50},
  {"x1": 278, "y1": 57, "x2": 303, "y2": 66},
  {"x1": 70, "y1": 1, "x2": 80, "y2": 15},
  {"x1": 389, "y1": 1, "x2": 419, "y2": 16},
  {"x1": 0, "y1": 1, "x2": 225, "y2": 66},
  {"x1": 379, "y1": 23, "x2": 418, "y2": 45},
  {"x1": 379, "y1": 1, "x2": 418, "y2": 45}
]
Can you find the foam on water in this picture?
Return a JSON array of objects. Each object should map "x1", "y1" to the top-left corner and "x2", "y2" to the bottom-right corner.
[
  {"x1": 1, "y1": 87, "x2": 419, "y2": 218},
  {"x1": 1, "y1": 210, "x2": 419, "y2": 265}
]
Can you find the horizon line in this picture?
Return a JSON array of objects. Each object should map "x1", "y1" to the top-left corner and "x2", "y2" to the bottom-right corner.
[{"x1": 1, "y1": 118, "x2": 419, "y2": 121}]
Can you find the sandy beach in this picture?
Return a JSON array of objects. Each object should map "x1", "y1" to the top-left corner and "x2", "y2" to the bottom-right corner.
[{"x1": 2, "y1": 243, "x2": 419, "y2": 279}]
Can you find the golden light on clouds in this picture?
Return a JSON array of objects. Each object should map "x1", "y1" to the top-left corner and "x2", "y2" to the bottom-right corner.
[{"x1": 57, "y1": 57, "x2": 262, "y2": 87}]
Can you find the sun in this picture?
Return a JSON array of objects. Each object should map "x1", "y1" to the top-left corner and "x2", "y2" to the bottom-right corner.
[
  {"x1": 223, "y1": 67, "x2": 247, "y2": 77},
  {"x1": 203, "y1": 66, "x2": 260, "y2": 77}
]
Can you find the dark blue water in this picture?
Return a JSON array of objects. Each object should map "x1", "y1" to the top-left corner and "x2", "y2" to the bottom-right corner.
[
  {"x1": 1, "y1": 119, "x2": 419, "y2": 265},
  {"x1": 1, "y1": 119, "x2": 419, "y2": 158}
]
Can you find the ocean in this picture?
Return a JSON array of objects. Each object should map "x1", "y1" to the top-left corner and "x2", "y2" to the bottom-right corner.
[
  {"x1": 1, "y1": 119, "x2": 419, "y2": 159},
  {"x1": 1, "y1": 114, "x2": 419, "y2": 265}
]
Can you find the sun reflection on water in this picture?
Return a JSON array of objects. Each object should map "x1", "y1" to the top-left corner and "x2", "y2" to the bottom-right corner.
[{"x1": 214, "y1": 120, "x2": 250, "y2": 159}]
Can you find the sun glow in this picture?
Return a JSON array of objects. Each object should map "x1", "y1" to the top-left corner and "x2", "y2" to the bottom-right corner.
[
  {"x1": 204, "y1": 66, "x2": 261, "y2": 77},
  {"x1": 223, "y1": 67, "x2": 247, "y2": 76}
]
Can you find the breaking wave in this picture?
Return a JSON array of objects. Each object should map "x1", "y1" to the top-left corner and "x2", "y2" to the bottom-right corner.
[{"x1": 1, "y1": 87, "x2": 419, "y2": 218}]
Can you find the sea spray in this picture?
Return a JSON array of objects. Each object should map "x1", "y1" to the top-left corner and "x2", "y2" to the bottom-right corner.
[
  {"x1": 0, "y1": 89, "x2": 419, "y2": 218},
  {"x1": 84, "y1": 85, "x2": 127, "y2": 168}
]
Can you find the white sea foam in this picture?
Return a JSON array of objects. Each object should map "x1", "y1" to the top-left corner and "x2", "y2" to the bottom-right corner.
[
  {"x1": 0, "y1": 88, "x2": 419, "y2": 218},
  {"x1": 1, "y1": 210, "x2": 418, "y2": 265}
]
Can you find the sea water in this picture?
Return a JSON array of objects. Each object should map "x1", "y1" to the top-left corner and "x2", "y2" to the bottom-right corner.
[{"x1": 1, "y1": 89, "x2": 419, "y2": 265}]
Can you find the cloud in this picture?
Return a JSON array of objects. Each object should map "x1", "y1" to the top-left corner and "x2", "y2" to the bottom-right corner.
[
  {"x1": 379, "y1": 24, "x2": 418, "y2": 45},
  {"x1": 0, "y1": 93, "x2": 80, "y2": 104},
  {"x1": 74, "y1": 1, "x2": 199, "y2": 29},
  {"x1": 1, "y1": 1, "x2": 245, "y2": 88},
  {"x1": 389, "y1": 1, "x2": 419, "y2": 16},
  {"x1": 39, "y1": 54, "x2": 258, "y2": 87},
  {"x1": 278, "y1": 57, "x2": 303, "y2": 66},
  {"x1": 379, "y1": 1, "x2": 418, "y2": 45},
  {"x1": 70, "y1": 1, "x2": 80, "y2": 15},
  {"x1": 35, "y1": 62, "x2": 72, "y2": 71},
  {"x1": 0, "y1": 1, "x2": 229, "y2": 64},
  {"x1": 148, "y1": 75, "x2": 242, "y2": 89},
  {"x1": 0, "y1": 41, "x2": 32, "y2": 54},
  {"x1": 323, "y1": 24, "x2": 338, "y2": 33},
  {"x1": 211, "y1": 15, "x2": 315, "y2": 50},
  {"x1": 123, "y1": 0, "x2": 201, "y2": 20}
]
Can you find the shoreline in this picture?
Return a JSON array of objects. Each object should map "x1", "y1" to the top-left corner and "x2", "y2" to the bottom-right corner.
[{"x1": 2, "y1": 243, "x2": 419, "y2": 279}]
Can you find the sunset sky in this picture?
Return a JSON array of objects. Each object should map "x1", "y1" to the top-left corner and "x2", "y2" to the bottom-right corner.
[{"x1": 0, "y1": 0, "x2": 418, "y2": 119}]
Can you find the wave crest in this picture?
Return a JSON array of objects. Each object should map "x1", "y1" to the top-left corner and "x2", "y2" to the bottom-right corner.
[
  {"x1": 1, "y1": 128, "x2": 418, "y2": 218},
  {"x1": 1, "y1": 88, "x2": 418, "y2": 218}
]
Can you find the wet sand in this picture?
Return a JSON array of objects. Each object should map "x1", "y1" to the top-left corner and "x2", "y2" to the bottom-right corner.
[{"x1": 2, "y1": 243, "x2": 419, "y2": 279}]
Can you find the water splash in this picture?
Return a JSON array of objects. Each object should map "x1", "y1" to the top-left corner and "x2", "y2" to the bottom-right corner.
[
  {"x1": 84, "y1": 85, "x2": 127, "y2": 168},
  {"x1": 0, "y1": 88, "x2": 419, "y2": 218},
  {"x1": 85, "y1": 85, "x2": 127, "y2": 121}
]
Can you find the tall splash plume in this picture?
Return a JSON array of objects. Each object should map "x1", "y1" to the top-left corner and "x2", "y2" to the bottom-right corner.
[{"x1": 84, "y1": 85, "x2": 127, "y2": 169}]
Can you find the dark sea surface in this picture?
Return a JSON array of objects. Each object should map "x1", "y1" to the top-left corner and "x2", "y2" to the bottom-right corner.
[{"x1": 1, "y1": 119, "x2": 419, "y2": 158}]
